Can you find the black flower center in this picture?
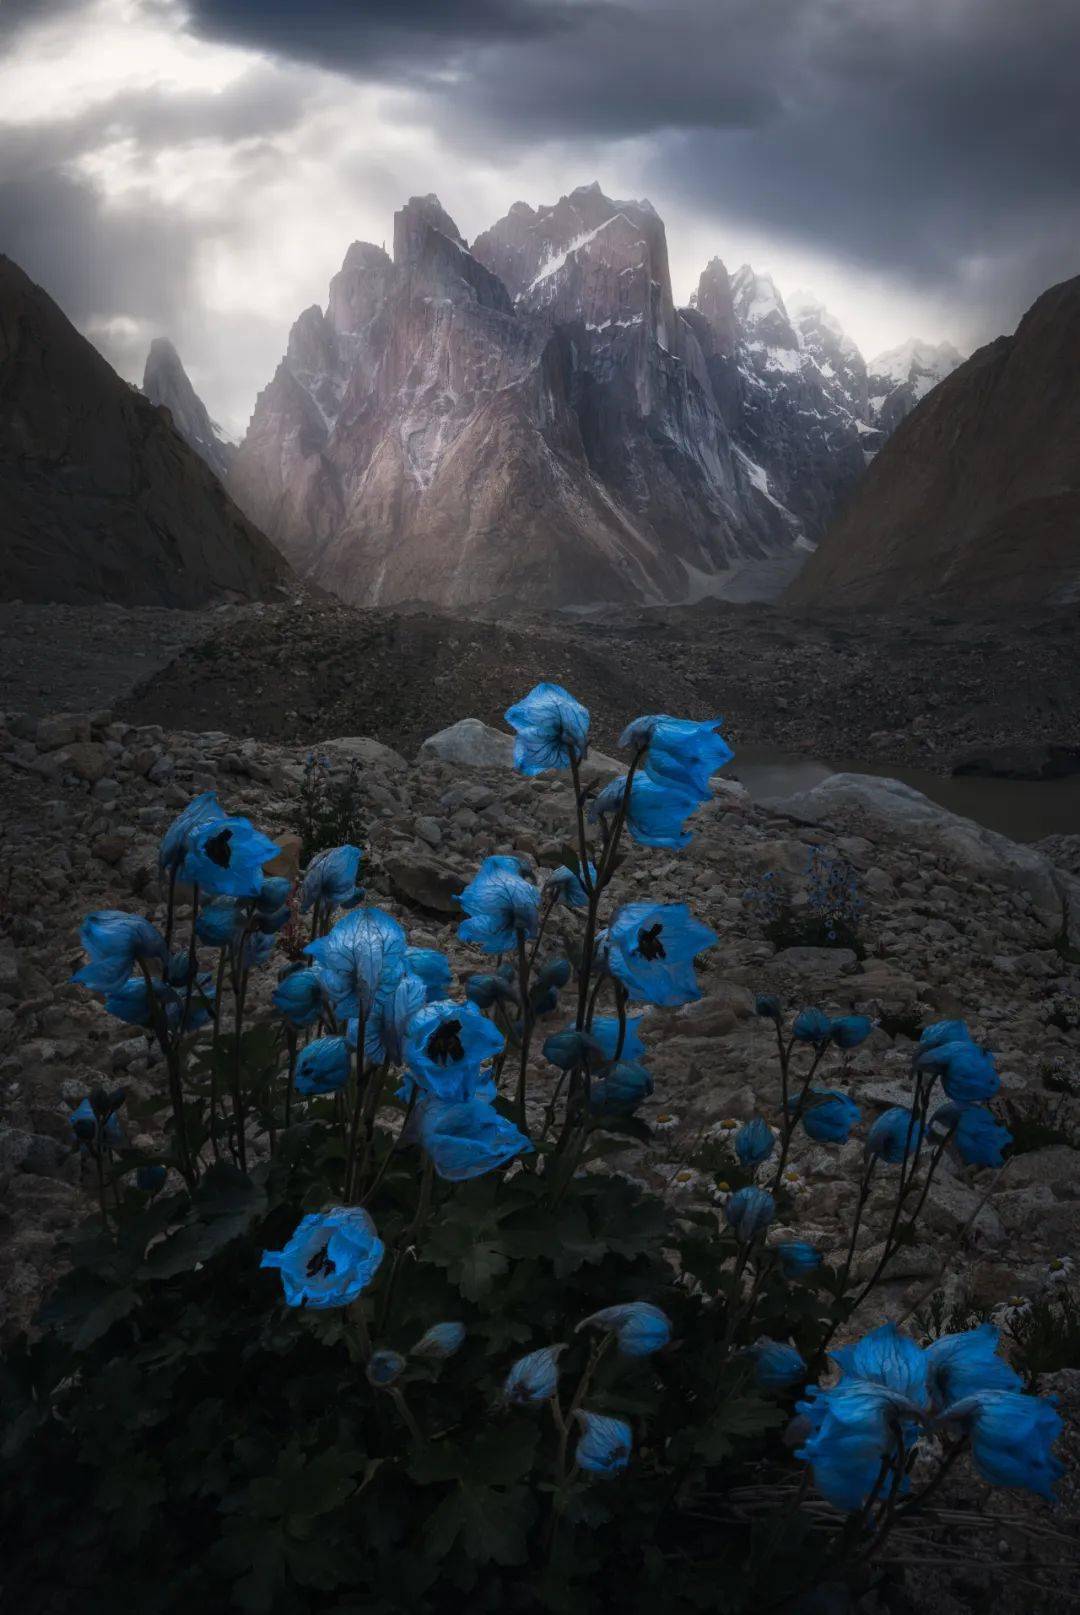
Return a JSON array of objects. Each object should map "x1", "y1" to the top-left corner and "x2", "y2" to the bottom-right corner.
[
  {"x1": 306, "y1": 1242, "x2": 336, "y2": 1280},
  {"x1": 637, "y1": 923, "x2": 666, "y2": 961},
  {"x1": 426, "y1": 1018, "x2": 465, "y2": 1064},
  {"x1": 205, "y1": 828, "x2": 234, "y2": 869}
]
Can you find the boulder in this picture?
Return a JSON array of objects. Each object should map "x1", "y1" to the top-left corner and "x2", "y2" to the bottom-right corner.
[
  {"x1": 35, "y1": 713, "x2": 90, "y2": 751},
  {"x1": 385, "y1": 855, "x2": 467, "y2": 916},
  {"x1": 317, "y1": 735, "x2": 409, "y2": 774},
  {"x1": 59, "y1": 741, "x2": 110, "y2": 783},
  {"x1": 418, "y1": 718, "x2": 620, "y2": 780},
  {"x1": 762, "y1": 773, "x2": 1065, "y2": 933}
]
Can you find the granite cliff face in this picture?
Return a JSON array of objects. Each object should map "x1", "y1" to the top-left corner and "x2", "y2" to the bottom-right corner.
[
  {"x1": 786, "y1": 274, "x2": 1080, "y2": 610},
  {"x1": 230, "y1": 183, "x2": 927, "y2": 610},
  {"x1": 0, "y1": 256, "x2": 290, "y2": 606},
  {"x1": 142, "y1": 338, "x2": 235, "y2": 483}
]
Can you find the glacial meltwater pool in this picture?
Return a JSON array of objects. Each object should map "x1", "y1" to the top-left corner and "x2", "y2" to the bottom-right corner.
[{"x1": 722, "y1": 749, "x2": 1080, "y2": 844}]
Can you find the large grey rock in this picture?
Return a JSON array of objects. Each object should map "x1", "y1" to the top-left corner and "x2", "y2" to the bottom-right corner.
[
  {"x1": 762, "y1": 773, "x2": 1065, "y2": 933},
  {"x1": 318, "y1": 735, "x2": 409, "y2": 774},
  {"x1": 384, "y1": 854, "x2": 467, "y2": 915}
]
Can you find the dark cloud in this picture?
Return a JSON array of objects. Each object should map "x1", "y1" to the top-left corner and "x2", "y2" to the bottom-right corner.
[{"x1": 185, "y1": 0, "x2": 1080, "y2": 336}]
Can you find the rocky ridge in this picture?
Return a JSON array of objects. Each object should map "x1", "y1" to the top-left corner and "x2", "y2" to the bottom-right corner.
[
  {"x1": 142, "y1": 337, "x2": 235, "y2": 484},
  {"x1": 867, "y1": 336, "x2": 966, "y2": 434}
]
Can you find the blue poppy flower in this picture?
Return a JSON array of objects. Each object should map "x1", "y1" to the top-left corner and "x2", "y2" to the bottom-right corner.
[
  {"x1": 196, "y1": 900, "x2": 242, "y2": 949},
  {"x1": 792, "y1": 1008, "x2": 832, "y2": 1045},
  {"x1": 361, "y1": 972, "x2": 427, "y2": 1066},
  {"x1": 776, "y1": 1240, "x2": 822, "y2": 1278},
  {"x1": 299, "y1": 845, "x2": 364, "y2": 913},
  {"x1": 939, "y1": 1044, "x2": 1000, "y2": 1105},
  {"x1": 574, "y1": 1411, "x2": 632, "y2": 1475},
  {"x1": 933, "y1": 1102, "x2": 1012, "y2": 1167},
  {"x1": 367, "y1": 1350, "x2": 406, "y2": 1388},
  {"x1": 305, "y1": 907, "x2": 407, "y2": 1019},
  {"x1": 261, "y1": 1206, "x2": 384, "y2": 1310},
  {"x1": 735, "y1": 1116, "x2": 775, "y2": 1167},
  {"x1": 724, "y1": 1186, "x2": 776, "y2": 1243},
  {"x1": 831, "y1": 1323, "x2": 928, "y2": 1404},
  {"x1": 503, "y1": 1343, "x2": 566, "y2": 1404},
  {"x1": 578, "y1": 1302, "x2": 672, "y2": 1357},
  {"x1": 294, "y1": 1036, "x2": 351, "y2": 1096},
  {"x1": 590, "y1": 774, "x2": 703, "y2": 849},
  {"x1": 607, "y1": 902, "x2": 717, "y2": 1007},
  {"x1": 69, "y1": 1096, "x2": 122, "y2": 1146},
  {"x1": 830, "y1": 1015, "x2": 873, "y2": 1050},
  {"x1": 272, "y1": 966, "x2": 323, "y2": 1028},
  {"x1": 619, "y1": 714, "x2": 733, "y2": 796},
  {"x1": 179, "y1": 817, "x2": 280, "y2": 898},
  {"x1": 159, "y1": 791, "x2": 226, "y2": 875},
  {"x1": 417, "y1": 1097, "x2": 533, "y2": 1181},
  {"x1": 866, "y1": 1107, "x2": 923, "y2": 1164},
  {"x1": 406, "y1": 947, "x2": 453, "y2": 1002},
  {"x1": 72, "y1": 911, "x2": 168, "y2": 994},
  {"x1": 542, "y1": 1028, "x2": 603, "y2": 1071},
  {"x1": 544, "y1": 864, "x2": 596, "y2": 909},
  {"x1": 919, "y1": 1019, "x2": 972, "y2": 1051},
  {"x1": 965, "y1": 1391, "x2": 1064, "y2": 1498},
  {"x1": 754, "y1": 1339, "x2": 807, "y2": 1390},
  {"x1": 536, "y1": 957, "x2": 572, "y2": 993},
  {"x1": 411, "y1": 1321, "x2": 466, "y2": 1360},
  {"x1": 458, "y1": 856, "x2": 541, "y2": 953},
  {"x1": 243, "y1": 932, "x2": 276, "y2": 971},
  {"x1": 925, "y1": 1324, "x2": 1022, "y2": 1405},
  {"x1": 756, "y1": 995, "x2": 782, "y2": 1020},
  {"x1": 795, "y1": 1381, "x2": 913, "y2": 1511},
  {"x1": 136, "y1": 1164, "x2": 167, "y2": 1192},
  {"x1": 800, "y1": 1089, "x2": 861, "y2": 1144},
  {"x1": 504, "y1": 682, "x2": 590, "y2": 775},
  {"x1": 103, "y1": 975, "x2": 156, "y2": 1028},
  {"x1": 258, "y1": 876, "x2": 293, "y2": 911},
  {"x1": 588, "y1": 1014, "x2": 646, "y2": 1062},
  {"x1": 589, "y1": 1060, "x2": 653, "y2": 1116},
  {"x1": 402, "y1": 1000, "x2": 505, "y2": 1103},
  {"x1": 464, "y1": 972, "x2": 519, "y2": 1010}
]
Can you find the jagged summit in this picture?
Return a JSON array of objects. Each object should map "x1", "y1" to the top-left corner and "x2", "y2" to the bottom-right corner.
[{"x1": 142, "y1": 337, "x2": 235, "y2": 482}]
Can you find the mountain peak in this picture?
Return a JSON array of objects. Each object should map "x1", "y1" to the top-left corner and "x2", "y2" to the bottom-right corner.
[{"x1": 143, "y1": 337, "x2": 234, "y2": 481}]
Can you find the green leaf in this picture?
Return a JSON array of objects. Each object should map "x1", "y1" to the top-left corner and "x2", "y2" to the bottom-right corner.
[
  {"x1": 426, "y1": 1481, "x2": 535, "y2": 1566},
  {"x1": 694, "y1": 1396, "x2": 786, "y2": 1463},
  {"x1": 73, "y1": 1285, "x2": 140, "y2": 1349}
]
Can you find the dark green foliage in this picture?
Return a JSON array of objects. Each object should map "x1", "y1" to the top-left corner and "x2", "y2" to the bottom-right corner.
[
  {"x1": 1004, "y1": 1288, "x2": 1080, "y2": 1384},
  {"x1": 293, "y1": 754, "x2": 367, "y2": 866}
]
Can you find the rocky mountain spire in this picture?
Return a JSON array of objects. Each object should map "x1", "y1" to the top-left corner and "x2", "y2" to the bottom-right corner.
[{"x1": 142, "y1": 337, "x2": 234, "y2": 483}]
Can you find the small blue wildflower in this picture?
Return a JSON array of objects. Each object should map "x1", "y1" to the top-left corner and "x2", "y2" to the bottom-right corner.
[
  {"x1": 830, "y1": 1015, "x2": 873, "y2": 1050},
  {"x1": 776, "y1": 1240, "x2": 822, "y2": 1278},
  {"x1": 796, "y1": 1381, "x2": 913, "y2": 1511},
  {"x1": 754, "y1": 1339, "x2": 807, "y2": 1390},
  {"x1": 272, "y1": 966, "x2": 323, "y2": 1028},
  {"x1": 755, "y1": 994, "x2": 782, "y2": 1020},
  {"x1": 405, "y1": 947, "x2": 453, "y2": 1002},
  {"x1": 607, "y1": 902, "x2": 717, "y2": 1006},
  {"x1": 294, "y1": 1036, "x2": 350, "y2": 1097},
  {"x1": 574, "y1": 1411, "x2": 632, "y2": 1476},
  {"x1": 158, "y1": 791, "x2": 225, "y2": 875},
  {"x1": 257, "y1": 876, "x2": 293, "y2": 911},
  {"x1": 589, "y1": 1059, "x2": 653, "y2": 1116},
  {"x1": 866, "y1": 1106, "x2": 923, "y2": 1164},
  {"x1": 458, "y1": 855, "x2": 541, "y2": 953},
  {"x1": 299, "y1": 845, "x2": 363, "y2": 913},
  {"x1": 402, "y1": 1000, "x2": 505, "y2": 1103},
  {"x1": 925, "y1": 1324, "x2": 1022, "y2": 1404},
  {"x1": 920, "y1": 1019, "x2": 972, "y2": 1051},
  {"x1": 800, "y1": 1089, "x2": 861, "y2": 1144},
  {"x1": 590, "y1": 773, "x2": 703, "y2": 849},
  {"x1": 619, "y1": 714, "x2": 733, "y2": 796},
  {"x1": 417, "y1": 1098, "x2": 533, "y2": 1181},
  {"x1": 102, "y1": 975, "x2": 156, "y2": 1028},
  {"x1": 544, "y1": 863, "x2": 595, "y2": 909},
  {"x1": 179, "y1": 816, "x2": 280, "y2": 898},
  {"x1": 196, "y1": 900, "x2": 242, "y2": 949},
  {"x1": 464, "y1": 971, "x2": 519, "y2": 1010},
  {"x1": 588, "y1": 1014, "x2": 646, "y2": 1062},
  {"x1": 72, "y1": 911, "x2": 167, "y2": 994},
  {"x1": 939, "y1": 1044, "x2": 1000, "y2": 1105},
  {"x1": 136, "y1": 1164, "x2": 167, "y2": 1192},
  {"x1": 504, "y1": 682, "x2": 590, "y2": 774},
  {"x1": 724, "y1": 1186, "x2": 775, "y2": 1243},
  {"x1": 542, "y1": 1028, "x2": 603, "y2": 1071},
  {"x1": 735, "y1": 1116, "x2": 775, "y2": 1167},
  {"x1": 411, "y1": 1322, "x2": 466, "y2": 1360},
  {"x1": 69, "y1": 1096, "x2": 122, "y2": 1146},
  {"x1": 367, "y1": 1350, "x2": 406, "y2": 1388},
  {"x1": 243, "y1": 931, "x2": 276, "y2": 971},
  {"x1": 536, "y1": 957, "x2": 572, "y2": 992},
  {"x1": 304, "y1": 907, "x2": 407, "y2": 1019},
  {"x1": 933, "y1": 1102, "x2": 1012, "y2": 1167},
  {"x1": 503, "y1": 1344, "x2": 566, "y2": 1404},
  {"x1": 831, "y1": 1323, "x2": 928, "y2": 1404},
  {"x1": 792, "y1": 1008, "x2": 832, "y2": 1046},
  {"x1": 261, "y1": 1207, "x2": 384, "y2": 1310},
  {"x1": 578, "y1": 1302, "x2": 672, "y2": 1357},
  {"x1": 964, "y1": 1391, "x2": 1064, "y2": 1499}
]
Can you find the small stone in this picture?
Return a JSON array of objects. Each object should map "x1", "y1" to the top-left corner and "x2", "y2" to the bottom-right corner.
[
  {"x1": 92, "y1": 777, "x2": 121, "y2": 802},
  {"x1": 414, "y1": 816, "x2": 442, "y2": 848}
]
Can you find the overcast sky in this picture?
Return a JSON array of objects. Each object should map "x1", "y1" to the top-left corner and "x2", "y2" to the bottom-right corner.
[{"x1": 3, "y1": 0, "x2": 1078, "y2": 438}]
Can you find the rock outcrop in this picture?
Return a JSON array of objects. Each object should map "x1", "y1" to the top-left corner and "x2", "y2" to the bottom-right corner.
[
  {"x1": 0, "y1": 256, "x2": 291, "y2": 606},
  {"x1": 142, "y1": 338, "x2": 235, "y2": 483},
  {"x1": 866, "y1": 337, "x2": 964, "y2": 434},
  {"x1": 230, "y1": 185, "x2": 875, "y2": 610},
  {"x1": 787, "y1": 274, "x2": 1080, "y2": 610}
]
